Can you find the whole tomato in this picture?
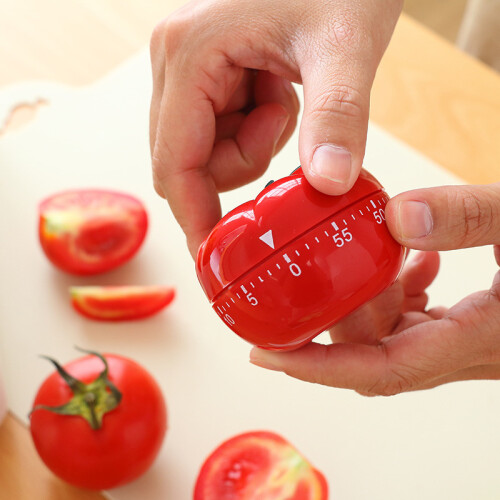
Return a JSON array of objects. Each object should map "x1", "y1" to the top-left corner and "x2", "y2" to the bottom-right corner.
[{"x1": 30, "y1": 348, "x2": 167, "y2": 490}]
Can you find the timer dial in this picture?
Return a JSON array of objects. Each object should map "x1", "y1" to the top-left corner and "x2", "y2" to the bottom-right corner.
[{"x1": 196, "y1": 168, "x2": 407, "y2": 351}]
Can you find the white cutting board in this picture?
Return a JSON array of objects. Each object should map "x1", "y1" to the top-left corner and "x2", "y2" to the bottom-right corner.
[{"x1": 1, "y1": 50, "x2": 499, "y2": 500}]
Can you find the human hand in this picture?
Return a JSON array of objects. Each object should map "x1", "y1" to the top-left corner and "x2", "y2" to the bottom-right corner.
[
  {"x1": 149, "y1": 0, "x2": 403, "y2": 257},
  {"x1": 250, "y1": 184, "x2": 500, "y2": 395}
]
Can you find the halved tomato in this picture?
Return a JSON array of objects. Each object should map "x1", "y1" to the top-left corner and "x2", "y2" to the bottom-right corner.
[
  {"x1": 194, "y1": 431, "x2": 328, "y2": 500},
  {"x1": 39, "y1": 189, "x2": 148, "y2": 275},
  {"x1": 70, "y1": 286, "x2": 175, "y2": 321}
]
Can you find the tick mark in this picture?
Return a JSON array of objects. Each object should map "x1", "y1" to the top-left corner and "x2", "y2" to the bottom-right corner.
[
  {"x1": 258, "y1": 276, "x2": 264, "y2": 282},
  {"x1": 343, "y1": 219, "x2": 347, "y2": 225},
  {"x1": 324, "y1": 231, "x2": 329, "y2": 237},
  {"x1": 250, "y1": 282, "x2": 255, "y2": 288},
  {"x1": 241, "y1": 285, "x2": 247, "y2": 294},
  {"x1": 236, "y1": 293, "x2": 241, "y2": 299},
  {"x1": 366, "y1": 205, "x2": 371, "y2": 212},
  {"x1": 351, "y1": 214, "x2": 356, "y2": 220},
  {"x1": 276, "y1": 264, "x2": 281, "y2": 269},
  {"x1": 315, "y1": 237, "x2": 320, "y2": 243},
  {"x1": 295, "y1": 250, "x2": 300, "y2": 256},
  {"x1": 305, "y1": 243, "x2": 310, "y2": 250},
  {"x1": 359, "y1": 209, "x2": 363, "y2": 215},
  {"x1": 231, "y1": 298, "x2": 235, "y2": 303},
  {"x1": 371, "y1": 200, "x2": 377, "y2": 208},
  {"x1": 283, "y1": 253, "x2": 291, "y2": 263},
  {"x1": 378, "y1": 199, "x2": 382, "y2": 206},
  {"x1": 267, "y1": 269, "x2": 273, "y2": 276},
  {"x1": 331, "y1": 221, "x2": 339, "y2": 231}
]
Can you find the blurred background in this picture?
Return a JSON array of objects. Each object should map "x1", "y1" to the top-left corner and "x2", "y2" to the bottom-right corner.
[
  {"x1": 1, "y1": 1, "x2": 499, "y2": 499},
  {"x1": 405, "y1": 0, "x2": 468, "y2": 42},
  {"x1": 0, "y1": 0, "x2": 497, "y2": 90}
]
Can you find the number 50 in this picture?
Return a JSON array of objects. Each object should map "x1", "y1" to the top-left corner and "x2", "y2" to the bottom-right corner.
[{"x1": 373, "y1": 208, "x2": 385, "y2": 224}]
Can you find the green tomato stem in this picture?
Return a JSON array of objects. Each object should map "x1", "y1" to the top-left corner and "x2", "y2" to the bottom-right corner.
[{"x1": 31, "y1": 348, "x2": 122, "y2": 430}]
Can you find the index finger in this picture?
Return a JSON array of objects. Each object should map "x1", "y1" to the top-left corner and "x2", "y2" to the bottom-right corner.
[
  {"x1": 152, "y1": 80, "x2": 221, "y2": 258},
  {"x1": 385, "y1": 184, "x2": 500, "y2": 251}
]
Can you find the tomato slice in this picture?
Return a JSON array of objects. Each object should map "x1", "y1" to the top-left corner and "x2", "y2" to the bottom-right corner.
[
  {"x1": 39, "y1": 189, "x2": 148, "y2": 275},
  {"x1": 70, "y1": 286, "x2": 175, "y2": 321},
  {"x1": 194, "y1": 431, "x2": 328, "y2": 500}
]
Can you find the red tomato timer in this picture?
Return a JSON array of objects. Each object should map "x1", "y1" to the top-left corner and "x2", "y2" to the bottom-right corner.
[{"x1": 196, "y1": 167, "x2": 407, "y2": 351}]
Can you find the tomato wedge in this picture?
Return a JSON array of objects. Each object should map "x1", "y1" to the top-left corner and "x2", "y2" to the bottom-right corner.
[
  {"x1": 39, "y1": 189, "x2": 148, "y2": 275},
  {"x1": 194, "y1": 431, "x2": 328, "y2": 500},
  {"x1": 70, "y1": 286, "x2": 175, "y2": 321}
]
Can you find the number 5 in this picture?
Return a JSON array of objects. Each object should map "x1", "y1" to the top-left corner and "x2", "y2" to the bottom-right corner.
[
  {"x1": 341, "y1": 228, "x2": 352, "y2": 242},
  {"x1": 246, "y1": 293, "x2": 258, "y2": 306}
]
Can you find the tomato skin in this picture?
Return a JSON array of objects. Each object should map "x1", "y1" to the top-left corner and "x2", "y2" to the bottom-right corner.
[
  {"x1": 39, "y1": 189, "x2": 148, "y2": 275},
  {"x1": 70, "y1": 286, "x2": 176, "y2": 321},
  {"x1": 30, "y1": 354, "x2": 167, "y2": 490},
  {"x1": 194, "y1": 431, "x2": 328, "y2": 500}
]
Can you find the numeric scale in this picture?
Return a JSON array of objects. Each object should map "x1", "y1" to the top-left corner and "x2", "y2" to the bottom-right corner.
[{"x1": 196, "y1": 167, "x2": 407, "y2": 351}]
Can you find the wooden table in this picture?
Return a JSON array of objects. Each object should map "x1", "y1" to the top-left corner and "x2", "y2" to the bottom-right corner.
[{"x1": 1, "y1": 1, "x2": 499, "y2": 498}]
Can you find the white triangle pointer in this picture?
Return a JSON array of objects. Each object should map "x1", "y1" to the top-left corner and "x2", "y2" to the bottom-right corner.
[{"x1": 259, "y1": 229, "x2": 274, "y2": 249}]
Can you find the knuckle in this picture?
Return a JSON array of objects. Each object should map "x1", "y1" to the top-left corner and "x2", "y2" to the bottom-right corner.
[
  {"x1": 314, "y1": 13, "x2": 377, "y2": 63},
  {"x1": 151, "y1": 150, "x2": 175, "y2": 199},
  {"x1": 152, "y1": 177, "x2": 166, "y2": 199},
  {"x1": 151, "y1": 160, "x2": 167, "y2": 197},
  {"x1": 356, "y1": 390, "x2": 378, "y2": 398},
  {"x1": 367, "y1": 377, "x2": 405, "y2": 397},
  {"x1": 471, "y1": 289, "x2": 500, "y2": 364},
  {"x1": 446, "y1": 307, "x2": 499, "y2": 365},
  {"x1": 150, "y1": 13, "x2": 191, "y2": 60},
  {"x1": 326, "y1": 17, "x2": 358, "y2": 48},
  {"x1": 455, "y1": 189, "x2": 494, "y2": 247},
  {"x1": 365, "y1": 345, "x2": 420, "y2": 396},
  {"x1": 368, "y1": 372, "x2": 413, "y2": 397},
  {"x1": 309, "y1": 84, "x2": 366, "y2": 122},
  {"x1": 150, "y1": 19, "x2": 166, "y2": 52},
  {"x1": 309, "y1": 11, "x2": 361, "y2": 54},
  {"x1": 307, "y1": 348, "x2": 335, "y2": 387}
]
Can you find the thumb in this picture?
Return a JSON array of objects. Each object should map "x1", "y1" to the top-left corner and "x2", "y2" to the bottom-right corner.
[
  {"x1": 386, "y1": 183, "x2": 500, "y2": 250},
  {"x1": 299, "y1": 63, "x2": 372, "y2": 196}
]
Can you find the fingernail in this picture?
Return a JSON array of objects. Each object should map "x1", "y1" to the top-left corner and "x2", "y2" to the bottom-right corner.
[
  {"x1": 310, "y1": 144, "x2": 352, "y2": 186},
  {"x1": 249, "y1": 348, "x2": 283, "y2": 372},
  {"x1": 398, "y1": 201, "x2": 433, "y2": 239}
]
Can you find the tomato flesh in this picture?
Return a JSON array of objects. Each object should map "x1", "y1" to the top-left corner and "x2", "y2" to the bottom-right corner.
[
  {"x1": 30, "y1": 353, "x2": 167, "y2": 490},
  {"x1": 194, "y1": 431, "x2": 328, "y2": 500},
  {"x1": 39, "y1": 189, "x2": 148, "y2": 275},
  {"x1": 75, "y1": 219, "x2": 131, "y2": 256},
  {"x1": 70, "y1": 286, "x2": 175, "y2": 321}
]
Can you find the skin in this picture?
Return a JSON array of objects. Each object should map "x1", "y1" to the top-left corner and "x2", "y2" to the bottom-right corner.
[
  {"x1": 149, "y1": 0, "x2": 500, "y2": 394},
  {"x1": 150, "y1": 0, "x2": 403, "y2": 257},
  {"x1": 250, "y1": 189, "x2": 500, "y2": 395}
]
